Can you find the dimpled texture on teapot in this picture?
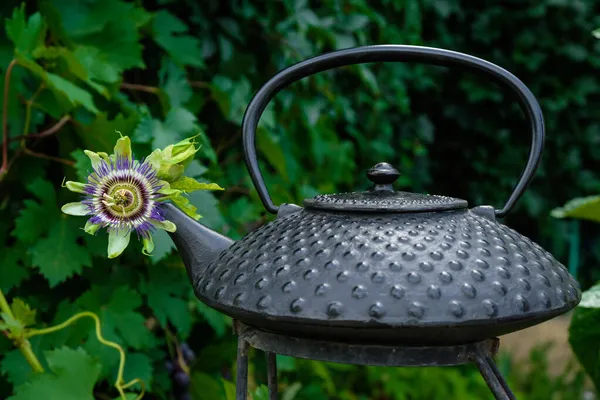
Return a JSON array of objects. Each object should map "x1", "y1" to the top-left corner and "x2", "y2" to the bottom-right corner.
[{"x1": 194, "y1": 209, "x2": 580, "y2": 326}]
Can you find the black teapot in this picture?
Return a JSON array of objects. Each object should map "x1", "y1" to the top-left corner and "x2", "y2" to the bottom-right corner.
[{"x1": 163, "y1": 45, "x2": 581, "y2": 400}]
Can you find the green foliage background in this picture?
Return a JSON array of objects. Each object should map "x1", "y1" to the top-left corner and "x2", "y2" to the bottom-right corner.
[{"x1": 0, "y1": 0, "x2": 597, "y2": 399}]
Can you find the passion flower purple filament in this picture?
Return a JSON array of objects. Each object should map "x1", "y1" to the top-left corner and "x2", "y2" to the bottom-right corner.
[{"x1": 82, "y1": 156, "x2": 164, "y2": 238}]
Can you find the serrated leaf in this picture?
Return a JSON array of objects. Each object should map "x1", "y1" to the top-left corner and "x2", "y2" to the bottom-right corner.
[
  {"x1": 0, "y1": 349, "x2": 35, "y2": 386},
  {"x1": 77, "y1": 286, "x2": 152, "y2": 350},
  {"x1": 0, "y1": 246, "x2": 30, "y2": 292},
  {"x1": 170, "y1": 176, "x2": 224, "y2": 193},
  {"x1": 8, "y1": 347, "x2": 101, "y2": 400},
  {"x1": 74, "y1": 113, "x2": 139, "y2": 152},
  {"x1": 5, "y1": 4, "x2": 46, "y2": 56},
  {"x1": 152, "y1": 11, "x2": 204, "y2": 67},
  {"x1": 12, "y1": 178, "x2": 58, "y2": 243},
  {"x1": 30, "y1": 218, "x2": 92, "y2": 287},
  {"x1": 142, "y1": 264, "x2": 192, "y2": 336},
  {"x1": 149, "y1": 228, "x2": 176, "y2": 264},
  {"x1": 551, "y1": 195, "x2": 600, "y2": 223},
  {"x1": 193, "y1": 302, "x2": 229, "y2": 337},
  {"x1": 121, "y1": 353, "x2": 153, "y2": 392},
  {"x1": 71, "y1": 149, "x2": 92, "y2": 181},
  {"x1": 11, "y1": 298, "x2": 36, "y2": 327},
  {"x1": 159, "y1": 58, "x2": 192, "y2": 108},
  {"x1": 16, "y1": 55, "x2": 99, "y2": 114}
]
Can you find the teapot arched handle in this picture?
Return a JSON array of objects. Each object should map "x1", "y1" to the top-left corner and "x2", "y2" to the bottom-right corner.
[{"x1": 241, "y1": 45, "x2": 544, "y2": 218}]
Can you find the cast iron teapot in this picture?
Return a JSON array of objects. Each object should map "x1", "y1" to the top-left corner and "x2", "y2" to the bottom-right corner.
[{"x1": 162, "y1": 45, "x2": 581, "y2": 345}]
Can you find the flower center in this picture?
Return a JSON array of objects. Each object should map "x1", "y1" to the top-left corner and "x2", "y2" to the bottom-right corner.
[
  {"x1": 114, "y1": 189, "x2": 134, "y2": 208},
  {"x1": 101, "y1": 183, "x2": 146, "y2": 219}
]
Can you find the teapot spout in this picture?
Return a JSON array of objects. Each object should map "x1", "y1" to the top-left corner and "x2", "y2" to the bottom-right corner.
[{"x1": 161, "y1": 203, "x2": 234, "y2": 286}]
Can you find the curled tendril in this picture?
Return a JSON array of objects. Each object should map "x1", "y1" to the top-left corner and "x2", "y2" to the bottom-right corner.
[{"x1": 27, "y1": 311, "x2": 145, "y2": 400}]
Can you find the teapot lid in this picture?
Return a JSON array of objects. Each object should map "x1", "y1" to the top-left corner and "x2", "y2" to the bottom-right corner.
[{"x1": 304, "y1": 162, "x2": 468, "y2": 213}]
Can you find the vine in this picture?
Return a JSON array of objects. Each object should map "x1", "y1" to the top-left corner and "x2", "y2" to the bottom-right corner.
[{"x1": 0, "y1": 288, "x2": 145, "y2": 399}]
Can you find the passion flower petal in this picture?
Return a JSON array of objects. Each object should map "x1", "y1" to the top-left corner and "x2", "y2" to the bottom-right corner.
[
  {"x1": 114, "y1": 136, "x2": 132, "y2": 162},
  {"x1": 84, "y1": 220, "x2": 101, "y2": 235},
  {"x1": 142, "y1": 236, "x2": 154, "y2": 255},
  {"x1": 64, "y1": 181, "x2": 86, "y2": 194},
  {"x1": 151, "y1": 219, "x2": 176, "y2": 232},
  {"x1": 108, "y1": 230, "x2": 131, "y2": 259},
  {"x1": 61, "y1": 202, "x2": 90, "y2": 216}
]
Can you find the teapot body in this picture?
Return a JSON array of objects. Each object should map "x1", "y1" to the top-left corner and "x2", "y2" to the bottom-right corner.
[{"x1": 195, "y1": 207, "x2": 580, "y2": 345}]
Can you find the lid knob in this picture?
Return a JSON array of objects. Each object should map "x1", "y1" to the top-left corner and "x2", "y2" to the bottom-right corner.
[{"x1": 367, "y1": 162, "x2": 400, "y2": 191}]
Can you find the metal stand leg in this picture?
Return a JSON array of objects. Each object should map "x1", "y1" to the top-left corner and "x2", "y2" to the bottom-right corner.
[
  {"x1": 236, "y1": 338, "x2": 249, "y2": 400},
  {"x1": 472, "y1": 353, "x2": 516, "y2": 400},
  {"x1": 266, "y1": 352, "x2": 278, "y2": 400}
]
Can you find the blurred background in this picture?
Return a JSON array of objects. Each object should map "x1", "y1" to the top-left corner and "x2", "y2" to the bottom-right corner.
[{"x1": 1, "y1": 0, "x2": 600, "y2": 399}]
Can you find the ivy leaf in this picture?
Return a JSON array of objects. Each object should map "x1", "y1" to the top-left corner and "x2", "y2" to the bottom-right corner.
[
  {"x1": 170, "y1": 176, "x2": 224, "y2": 193},
  {"x1": 12, "y1": 178, "x2": 58, "y2": 243},
  {"x1": 142, "y1": 264, "x2": 192, "y2": 336},
  {"x1": 5, "y1": 4, "x2": 46, "y2": 57},
  {"x1": 8, "y1": 347, "x2": 101, "y2": 400},
  {"x1": 152, "y1": 11, "x2": 204, "y2": 67},
  {"x1": 30, "y1": 218, "x2": 92, "y2": 287},
  {"x1": 11, "y1": 298, "x2": 36, "y2": 327}
]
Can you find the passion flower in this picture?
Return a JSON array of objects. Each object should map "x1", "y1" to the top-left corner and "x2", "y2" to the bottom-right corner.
[{"x1": 61, "y1": 135, "x2": 223, "y2": 258}]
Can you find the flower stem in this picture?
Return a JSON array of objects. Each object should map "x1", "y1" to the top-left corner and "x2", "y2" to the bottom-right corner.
[{"x1": 0, "y1": 289, "x2": 44, "y2": 373}]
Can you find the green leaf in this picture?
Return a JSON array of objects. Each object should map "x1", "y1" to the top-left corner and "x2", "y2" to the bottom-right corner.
[
  {"x1": 71, "y1": 149, "x2": 92, "y2": 181},
  {"x1": 121, "y1": 353, "x2": 153, "y2": 391},
  {"x1": 15, "y1": 55, "x2": 99, "y2": 114},
  {"x1": 30, "y1": 218, "x2": 92, "y2": 287},
  {"x1": 45, "y1": 73, "x2": 99, "y2": 114},
  {"x1": 5, "y1": 4, "x2": 46, "y2": 56},
  {"x1": 12, "y1": 178, "x2": 58, "y2": 243},
  {"x1": 152, "y1": 11, "x2": 204, "y2": 67},
  {"x1": 570, "y1": 283, "x2": 600, "y2": 392},
  {"x1": 8, "y1": 347, "x2": 101, "y2": 400},
  {"x1": 253, "y1": 385, "x2": 270, "y2": 400},
  {"x1": 0, "y1": 246, "x2": 30, "y2": 292},
  {"x1": 11, "y1": 298, "x2": 36, "y2": 327},
  {"x1": 74, "y1": 113, "x2": 138, "y2": 152},
  {"x1": 170, "y1": 176, "x2": 224, "y2": 193},
  {"x1": 551, "y1": 196, "x2": 600, "y2": 223},
  {"x1": 149, "y1": 228, "x2": 176, "y2": 264},
  {"x1": 78, "y1": 286, "x2": 152, "y2": 350},
  {"x1": 0, "y1": 349, "x2": 35, "y2": 386},
  {"x1": 192, "y1": 302, "x2": 230, "y2": 337},
  {"x1": 190, "y1": 372, "x2": 227, "y2": 400},
  {"x1": 159, "y1": 58, "x2": 192, "y2": 108},
  {"x1": 142, "y1": 264, "x2": 192, "y2": 336}
]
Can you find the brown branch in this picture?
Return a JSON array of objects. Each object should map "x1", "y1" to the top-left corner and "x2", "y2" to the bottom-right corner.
[
  {"x1": 23, "y1": 148, "x2": 75, "y2": 166},
  {"x1": 188, "y1": 80, "x2": 211, "y2": 89},
  {"x1": 120, "y1": 82, "x2": 159, "y2": 94},
  {"x1": 1, "y1": 59, "x2": 19, "y2": 176},
  {"x1": 9, "y1": 115, "x2": 71, "y2": 142}
]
